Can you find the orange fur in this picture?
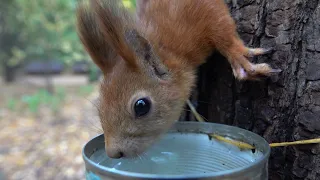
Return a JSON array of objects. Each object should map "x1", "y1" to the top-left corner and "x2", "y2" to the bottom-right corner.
[{"x1": 76, "y1": 0, "x2": 280, "y2": 159}]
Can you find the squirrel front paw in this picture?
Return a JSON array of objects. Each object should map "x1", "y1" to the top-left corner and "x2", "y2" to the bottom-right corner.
[{"x1": 229, "y1": 47, "x2": 281, "y2": 81}]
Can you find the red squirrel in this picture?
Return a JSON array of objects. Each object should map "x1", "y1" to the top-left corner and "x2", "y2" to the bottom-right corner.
[{"x1": 76, "y1": 0, "x2": 281, "y2": 159}]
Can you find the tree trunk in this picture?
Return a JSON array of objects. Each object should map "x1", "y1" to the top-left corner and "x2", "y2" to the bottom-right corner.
[
  {"x1": 0, "y1": 0, "x2": 20, "y2": 83},
  {"x1": 3, "y1": 63, "x2": 15, "y2": 83},
  {"x1": 192, "y1": 0, "x2": 320, "y2": 179},
  {"x1": 45, "y1": 65, "x2": 54, "y2": 94}
]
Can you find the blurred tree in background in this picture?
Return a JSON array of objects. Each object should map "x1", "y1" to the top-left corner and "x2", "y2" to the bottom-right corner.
[
  {"x1": 0, "y1": 0, "x2": 136, "y2": 83},
  {"x1": 0, "y1": 0, "x2": 24, "y2": 82}
]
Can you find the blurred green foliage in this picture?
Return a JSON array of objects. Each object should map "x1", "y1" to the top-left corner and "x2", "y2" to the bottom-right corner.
[
  {"x1": 21, "y1": 88, "x2": 66, "y2": 113},
  {"x1": 123, "y1": 0, "x2": 136, "y2": 9},
  {"x1": 6, "y1": 98, "x2": 18, "y2": 111},
  {"x1": 5, "y1": 85, "x2": 97, "y2": 114},
  {"x1": 0, "y1": 0, "x2": 136, "y2": 69},
  {"x1": 1, "y1": 0, "x2": 85, "y2": 67}
]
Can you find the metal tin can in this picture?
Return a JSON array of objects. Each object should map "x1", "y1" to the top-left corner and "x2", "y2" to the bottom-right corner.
[{"x1": 83, "y1": 122, "x2": 270, "y2": 180}]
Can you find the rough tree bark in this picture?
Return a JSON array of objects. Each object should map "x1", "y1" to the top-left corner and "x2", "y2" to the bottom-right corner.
[{"x1": 190, "y1": 0, "x2": 320, "y2": 179}]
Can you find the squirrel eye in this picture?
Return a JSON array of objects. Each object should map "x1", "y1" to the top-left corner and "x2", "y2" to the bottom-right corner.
[{"x1": 134, "y1": 98, "x2": 151, "y2": 117}]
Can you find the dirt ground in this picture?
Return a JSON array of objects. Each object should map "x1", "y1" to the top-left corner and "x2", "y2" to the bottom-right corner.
[{"x1": 0, "y1": 77, "x2": 102, "y2": 180}]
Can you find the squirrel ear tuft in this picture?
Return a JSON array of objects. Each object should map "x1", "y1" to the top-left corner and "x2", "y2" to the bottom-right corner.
[
  {"x1": 76, "y1": 2, "x2": 116, "y2": 73},
  {"x1": 91, "y1": 0, "x2": 139, "y2": 71},
  {"x1": 125, "y1": 29, "x2": 170, "y2": 81}
]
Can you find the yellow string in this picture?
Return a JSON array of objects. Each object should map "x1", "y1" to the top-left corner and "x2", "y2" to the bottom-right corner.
[
  {"x1": 269, "y1": 138, "x2": 320, "y2": 147},
  {"x1": 186, "y1": 100, "x2": 320, "y2": 150},
  {"x1": 210, "y1": 134, "x2": 255, "y2": 150},
  {"x1": 186, "y1": 100, "x2": 205, "y2": 122}
]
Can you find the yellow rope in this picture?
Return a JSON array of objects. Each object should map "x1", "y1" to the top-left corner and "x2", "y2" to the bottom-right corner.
[
  {"x1": 210, "y1": 134, "x2": 255, "y2": 150},
  {"x1": 269, "y1": 139, "x2": 320, "y2": 147},
  {"x1": 186, "y1": 100, "x2": 320, "y2": 150},
  {"x1": 186, "y1": 100, "x2": 205, "y2": 122}
]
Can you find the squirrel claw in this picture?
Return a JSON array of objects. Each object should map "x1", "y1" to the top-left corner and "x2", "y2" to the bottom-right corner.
[
  {"x1": 262, "y1": 47, "x2": 274, "y2": 54},
  {"x1": 247, "y1": 47, "x2": 274, "y2": 57},
  {"x1": 269, "y1": 68, "x2": 282, "y2": 74}
]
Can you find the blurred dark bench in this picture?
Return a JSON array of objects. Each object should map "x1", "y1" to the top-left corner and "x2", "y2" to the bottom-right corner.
[{"x1": 24, "y1": 60, "x2": 64, "y2": 75}]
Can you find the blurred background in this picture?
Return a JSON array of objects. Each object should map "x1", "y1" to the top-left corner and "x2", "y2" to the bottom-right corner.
[{"x1": 0, "y1": 0, "x2": 136, "y2": 179}]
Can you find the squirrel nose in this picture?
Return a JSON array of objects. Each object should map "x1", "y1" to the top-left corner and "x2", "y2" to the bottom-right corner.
[{"x1": 106, "y1": 148, "x2": 124, "y2": 159}]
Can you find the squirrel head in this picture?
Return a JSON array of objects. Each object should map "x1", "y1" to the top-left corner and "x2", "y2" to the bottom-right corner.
[{"x1": 76, "y1": 0, "x2": 195, "y2": 158}]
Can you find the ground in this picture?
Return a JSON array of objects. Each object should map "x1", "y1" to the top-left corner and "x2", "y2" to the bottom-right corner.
[{"x1": 0, "y1": 75, "x2": 102, "y2": 180}]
